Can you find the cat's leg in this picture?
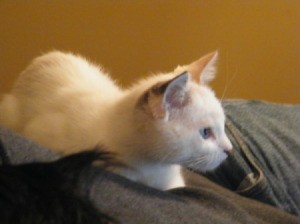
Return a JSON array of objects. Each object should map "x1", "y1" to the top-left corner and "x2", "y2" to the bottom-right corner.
[
  {"x1": 163, "y1": 165, "x2": 185, "y2": 190},
  {"x1": 142, "y1": 164, "x2": 185, "y2": 190},
  {"x1": 23, "y1": 112, "x2": 72, "y2": 153},
  {"x1": 0, "y1": 94, "x2": 20, "y2": 131}
]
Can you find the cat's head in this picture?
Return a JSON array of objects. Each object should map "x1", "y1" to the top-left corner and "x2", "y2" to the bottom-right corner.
[{"x1": 123, "y1": 52, "x2": 232, "y2": 172}]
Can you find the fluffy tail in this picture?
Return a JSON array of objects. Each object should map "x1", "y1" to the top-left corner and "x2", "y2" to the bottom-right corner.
[{"x1": 0, "y1": 94, "x2": 20, "y2": 130}]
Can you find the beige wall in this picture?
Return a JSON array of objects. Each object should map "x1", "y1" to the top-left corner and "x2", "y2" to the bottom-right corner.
[{"x1": 0, "y1": 1, "x2": 299, "y2": 103}]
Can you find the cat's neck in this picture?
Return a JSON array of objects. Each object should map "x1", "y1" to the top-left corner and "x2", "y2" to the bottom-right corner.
[{"x1": 94, "y1": 92, "x2": 137, "y2": 153}]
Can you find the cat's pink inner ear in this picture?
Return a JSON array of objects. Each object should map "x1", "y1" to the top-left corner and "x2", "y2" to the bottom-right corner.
[
  {"x1": 187, "y1": 51, "x2": 218, "y2": 85},
  {"x1": 163, "y1": 72, "x2": 189, "y2": 109},
  {"x1": 137, "y1": 73, "x2": 189, "y2": 120}
]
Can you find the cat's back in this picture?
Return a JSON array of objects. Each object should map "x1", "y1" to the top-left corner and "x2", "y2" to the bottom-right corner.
[
  {"x1": 14, "y1": 51, "x2": 120, "y2": 97},
  {"x1": 0, "y1": 51, "x2": 122, "y2": 137},
  {"x1": 10, "y1": 51, "x2": 122, "y2": 120}
]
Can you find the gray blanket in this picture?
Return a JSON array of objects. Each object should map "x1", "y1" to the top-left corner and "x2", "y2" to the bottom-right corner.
[
  {"x1": 0, "y1": 100, "x2": 300, "y2": 223},
  {"x1": 206, "y1": 100, "x2": 300, "y2": 215}
]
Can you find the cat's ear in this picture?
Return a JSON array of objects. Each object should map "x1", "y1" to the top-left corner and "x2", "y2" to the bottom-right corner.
[
  {"x1": 187, "y1": 51, "x2": 218, "y2": 85},
  {"x1": 137, "y1": 72, "x2": 189, "y2": 120}
]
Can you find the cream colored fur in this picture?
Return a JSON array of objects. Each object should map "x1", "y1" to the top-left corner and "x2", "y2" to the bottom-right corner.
[{"x1": 0, "y1": 51, "x2": 232, "y2": 190}]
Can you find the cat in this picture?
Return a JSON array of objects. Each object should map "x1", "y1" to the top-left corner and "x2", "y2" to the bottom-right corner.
[
  {"x1": 0, "y1": 146, "x2": 117, "y2": 224},
  {"x1": 0, "y1": 51, "x2": 232, "y2": 190}
]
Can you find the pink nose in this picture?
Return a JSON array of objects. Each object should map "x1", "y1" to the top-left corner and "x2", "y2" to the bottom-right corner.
[{"x1": 220, "y1": 137, "x2": 233, "y2": 154}]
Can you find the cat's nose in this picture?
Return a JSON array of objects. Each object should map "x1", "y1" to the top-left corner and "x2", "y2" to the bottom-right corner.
[
  {"x1": 224, "y1": 148, "x2": 232, "y2": 156},
  {"x1": 221, "y1": 137, "x2": 233, "y2": 155}
]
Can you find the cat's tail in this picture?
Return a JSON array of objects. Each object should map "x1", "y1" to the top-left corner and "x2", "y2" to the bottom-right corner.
[{"x1": 0, "y1": 94, "x2": 20, "y2": 131}]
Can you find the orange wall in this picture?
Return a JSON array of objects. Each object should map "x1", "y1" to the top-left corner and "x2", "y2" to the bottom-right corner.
[{"x1": 0, "y1": 1, "x2": 299, "y2": 103}]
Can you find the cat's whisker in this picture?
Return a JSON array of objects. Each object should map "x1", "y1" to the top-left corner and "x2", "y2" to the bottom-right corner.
[
  {"x1": 206, "y1": 151, "x2": 225, "y2": 170},
  {"x1": 196, "y1": 158, "x2": 209, "y2": 167},
  {"x1": 220, "y1": 52, "x2": 230, "y2": 101},
  {"x1": 207, "y1": 153, "x2": 216, "y2": 168},
  {"x1": 159, "y1": 147, "x2": 177, "y2": 163},
  {"x1": 184, "y1": 155, "x2": 209, "y2": 170},
  {"x1": 220, "y1": 65, "x2": 238, "y2": 100},
  {"x1": 192, "y1": 157, "x2": 207, "y2": 165}
]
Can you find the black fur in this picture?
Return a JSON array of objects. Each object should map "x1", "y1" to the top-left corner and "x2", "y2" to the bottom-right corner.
[{"x1": 0, "y1": 150, "x2": 117, "y2": 224}]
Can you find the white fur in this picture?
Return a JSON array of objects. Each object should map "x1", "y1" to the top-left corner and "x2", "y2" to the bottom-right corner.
[{"x1": 0, "y1": 51, "x2": 232, "y2": 190}]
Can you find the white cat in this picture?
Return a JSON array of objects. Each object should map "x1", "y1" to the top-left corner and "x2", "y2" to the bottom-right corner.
[{"x1": 0, "y1": 51, "x2": 232, "y2": 190}]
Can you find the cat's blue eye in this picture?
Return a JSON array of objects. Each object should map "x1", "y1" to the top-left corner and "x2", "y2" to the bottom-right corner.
[{"x1": 199, "y1": 128, "x2": 213, "y2": 139}]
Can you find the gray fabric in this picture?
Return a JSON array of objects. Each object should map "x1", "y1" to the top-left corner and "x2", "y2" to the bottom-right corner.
[
  {"x1": 77, "y1": 167, "x2": 300, "y2": 224},
  {"x1": 0, "y1": 100, "x2": 300, "y2": 223},
  {"x1": 0, "y1": 126, "x2": 59, "y2": 164},
  {"x1": 205, "y1": 100, "x2": 300, "y2": 215}
]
